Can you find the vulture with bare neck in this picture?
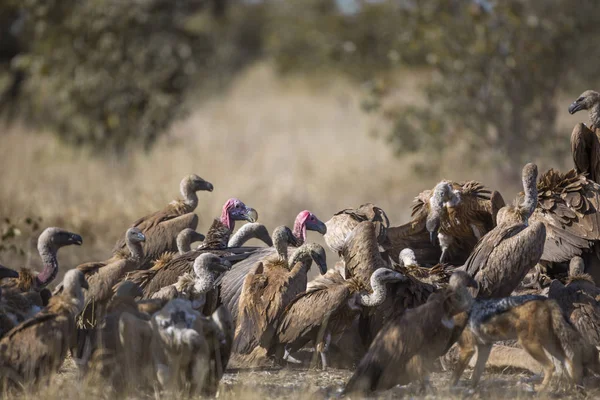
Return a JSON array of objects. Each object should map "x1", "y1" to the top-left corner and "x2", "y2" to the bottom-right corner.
[
  {"x1": 112, "y1": 174, "x2": 213, "y2": 270},
  {"x1": 233, "y1": 226, "x2": 328, "y2": 356},
  {"x1": 569, "y1": 90, "x2": 600, "y2": 184},
  {"x1": 219, "y1": 210, "x2": 327, "y2": 324},
  {"x1": 127, "y1": 198, "x2": 258, "y2": 301},
  {"x1": 386, "y1": 181, "x2": 504, "y2": 266}
]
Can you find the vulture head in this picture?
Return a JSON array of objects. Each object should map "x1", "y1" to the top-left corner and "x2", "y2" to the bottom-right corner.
[
  {"x1": 370, "y1": 267, "x2": 407, "y2": 285},
  {"x1": 426, "y1": 181, "x2": 459, "y2": 245},
  {"x1": 569, "y1": 256, "x2": 585, "y2": 277},
  {"x1": 0, "y1": 264, "x2": 19, "y2": 279},
  {"x1": 271, "y1": 225, "x2": 297, "y2": 261},
  {"x1": 289, "y1": 243, "x2": 328, "y2": 275},
  {"x1": 125, "y1": 227, "x2": 146, "y2": 244},
  {"x1": 177, "y1": 228, "x2": 205, "y2": 253},
  {"x1": 293, "y1": 210, "x2": 327, "y2": 242},
  {"x1": 221, "y1": 198, "x2": 258, "y2": 230},
  {"x1": 194, "y1": 253, "x2": 232, "y2": 276},
  {"x1": 38, "y1": 227, "x2": 83, "y2": 252},
  {"x1": 569, "y1": 90, "x2": 600, "y2": 116},
  {"x1": 446, "y1": 271, "x2": 477, "y2": 314},
  {"x1": 183, "y1": 174, "x2": 214, "y2": 193},
  {"x1": 499, "y1": 163, "x2": 538, "y2": 225},
  {"x1": 399, "y1": 248, "x2": 418, "y2": 267}
]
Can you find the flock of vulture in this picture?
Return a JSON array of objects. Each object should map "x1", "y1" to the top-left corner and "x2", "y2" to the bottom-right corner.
[{"x1": 1, "y1": 91, "x2": 600, "y2": 397}]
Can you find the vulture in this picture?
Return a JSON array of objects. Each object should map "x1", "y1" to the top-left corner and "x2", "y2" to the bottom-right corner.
[
  {"x1": 219, "y1": 210, "x2": 327, "y2": 325},
  {"x1": 2, "y1": 227, "x2": 82, "y2": 298},
  {"x1": 175, "y1": 228, "x2": 206, "y2": 254},
  {"x1": 126, "y1": 198, "x2": 258, "y2": 300},
  {"x1": 233, "y1": 226, "x2": 328, "y2": 356},
  {"x1": 78, "y1": 227, "x2": 146, "y2": 329},
  {"x1": 549, "y1": 256, "x2": 600, "y2": 350},
  {"x1": 119, "y1": 299, "x2": 233, "y2": 396},
  {"x1": 569, "y1": 90, "x2": 600, "y2": 183},
  {"x1": 0, "y1": 270, "x2": 88, "y2": 390},
  {"x1": 385, "y1": 181, "x2": 504, "y2": 266},
  {"x1": 342, "y1": 222, "x2": 436, "y2": 346},
  {"x1": 398, "y1": 248, "x2": 453, "y2": 289},
  {"x1": 275, "y1": 267, "x2": 406, "y2": 369},
  {"x1": 463, "y1": 163, "x2": 546, "y2": 298},
  {"x1": 151, "y1": 253, "x2": 232, "y2": 312},
  {"x1": 112, "y1": 174, "x2": 214, "y2": 270},
  {"x1": 227, "y1": 222, "x2": 273, "y2": 248},
  {"x1": 343, "y1": 271, "x2": 477, "y2": 395},
  {"x1": 323, "y1": 203, "x2": 389, "y2": 255}
]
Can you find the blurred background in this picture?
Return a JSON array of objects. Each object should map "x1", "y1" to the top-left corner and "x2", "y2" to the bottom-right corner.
[{"x1": 1, "y1": 0, "x2": 599, "y2": 274}]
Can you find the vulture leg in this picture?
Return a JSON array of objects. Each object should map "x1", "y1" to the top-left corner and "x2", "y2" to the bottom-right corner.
[
  {"x1": 317, "y1": 332, "x2": 332, "y2": 370},
  {"x1": 283, "y1": 347, "x2": 302, "y2": 364},
  {"x1": 470, "y1": 344, "x2": 491, "y2": 387}
]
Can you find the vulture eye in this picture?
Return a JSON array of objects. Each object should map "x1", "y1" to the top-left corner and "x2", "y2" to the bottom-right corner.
[
  {"x1": 310, "y1": 216, "x2": 315, "y2": 221},
  {"x1": 578, "y1": 97, "x2": 584, "y2": 102}
]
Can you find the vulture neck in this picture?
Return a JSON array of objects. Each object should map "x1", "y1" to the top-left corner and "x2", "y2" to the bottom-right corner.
[
  {"x1": 289, "y1": 246, "x2": 312, "y2": 271},
  {"x1": 220, "y1": 207, "x2": 234, "y2": 231},
  {"x1": 193, "y1": 265, "x2": 216, "y2": 295},
  {"x1": 36, "y1": 242, "x2": 59, "y2": 289},
  {"x1": 177, "y1": 233, "x2": 193, "y2": 254},
  {"x1": 519, "y1": 167, "x2": 538, "y2": 220},
  {"x1": 292, "y1": 219, "x2": 306, "y2": 244},
  {"x1": 181, "y1": 181, "x2": 199, "y2": 210},
  {"x1": 228, "y1": 223, "x2": 258, "y2": 247},
  {"x1": 62, "y1": 280, "x2": 85, "y2": 309},
  {"x1": 591, "y1": 103, "x2": 600, "y2": 130},
  {"x1": 126, "y1": 239, "x2": 144, "y2": 261},
  {"x1": 358, "y1": 276, "x2": 388, "y2": 307}
]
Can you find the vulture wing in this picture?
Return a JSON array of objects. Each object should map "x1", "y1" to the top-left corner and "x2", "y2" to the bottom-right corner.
[
  {"x1": 528, "y1": 169, "x2": 600, "y2": 262},
  {"x1": 232, "y1": 262, "x2": 268, "y2": 354}
]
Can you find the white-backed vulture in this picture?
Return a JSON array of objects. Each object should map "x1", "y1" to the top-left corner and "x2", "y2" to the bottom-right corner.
[
  {"x1": 126, "y1": 198, "x2": 258, "y2": 301},
  {"x1": 464, "y1": 163, "x2": 546, "y2": 298},
  {"x1": 79, "y1": 227, "x2": 146, "y2": 328},
  {"x1": 385, "y1": 181, "x2": 504, "y2": 266},
  {"x1": 233, "y1": 227, "x2": 328, "y2": 356},
  {"x1": 343, "y1": 271, "x2": 477, "y2": 395},
  {"x1": 569, "y1": 90, "x2": 600, "y2": 183},
  {"x1": 119, "y1": 299, "x2": 233, "y2": 396},
  {"x1": 151, "y1": 253, "x2": 231, "y2": 312},
  {"x1": 323, "y1": 203, "x2": 389, "y2": 255},
  {"x1": 276, "y1": 267, "x2": 406, "y2": 369},
  {"x1": 219, "y1": 210, "x2": 327, "y2": 325},
  {"x1": 341, "y1": 222, "x2": 435, "y2": 346},
  {"x1": 0, "y1": 269, "x2": 88, "y2": 390},
  {"x1": 3, "y1": 227, "x2": 82, "y2": 299},
  {"x1": 112, "y1": 174, "x2": 213, "y2": 270},
  {"x1": 227, "y1": 223, "x2": 273, "y2": 248},
  {"x1": 549, "y1": 256, "x2": 600, "y2": 350}
]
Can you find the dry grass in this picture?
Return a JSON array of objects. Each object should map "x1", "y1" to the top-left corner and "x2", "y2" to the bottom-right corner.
[{"x1": 0, "y1": 62, "x2": 582, "y2": 281}]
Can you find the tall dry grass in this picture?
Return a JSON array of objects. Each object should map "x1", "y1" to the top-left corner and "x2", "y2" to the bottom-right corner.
[{"x1": 0, "y1": 62, "x2": 581, "y2": 280}]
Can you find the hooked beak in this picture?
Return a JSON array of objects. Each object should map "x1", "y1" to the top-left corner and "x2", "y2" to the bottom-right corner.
[
  {"x1": 316, "y1": 257, "x2": 327, "y2": 275},
  {"x1": 80, "y1": 276, "x2": 89, "y2": 290},
  {"x1": 244, "y1": 207, "x2": 259, "y2": 223},
  {"x1": 201, "y1": 181, "x2": 214, "y2": 192},
  {"x1": 467, "y1": 277, "x2": 478, "y2": 289},
  {"x1": 137, "y1": 232, "x2": 146, "y2": 242},
  {"x1": 0, "y1": 265, "x2": 18, "y2": 279},
  {"x1": 196, "y1": 233, "x2": 206, "y2": 242},
  {"x1": 390, "y1": 272, "x2": 408, "y2": 283},
  {"x1": 311, "y1": 220, "x2": 327, "y2": 235},
  {"x1": 70, "y1": 234, "x2": 83, "y2": 246},
  {"x1": 569, "y1": 101, "x2": 584, "y2": 115},
  {"x1": 429, "y1": 230, "x2": 439, "y2": 247}
]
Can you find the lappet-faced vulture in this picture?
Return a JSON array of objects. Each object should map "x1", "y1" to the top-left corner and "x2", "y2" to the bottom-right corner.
[
  {"x1": 0, "y1": 270, "x2": 88, "y2": 390},
  {"x1": 276, "y1": 266, "x2": 405, "y2": 369},
  {"x1": 219, "y1": 210, "x2": 326, "y2": 325},
  {"x1": 463, "y1": 163, "x2": 546, "y2": 299},
  {"x1": 112, "y1": 174, "x2": 213, "y2": 270},
  {"x1": 126, "y1": 198, "x2": 258, "y2": 302},
  {"x1": 386, "y1": 181, "x2": 505, "y2": 266},
  {"x1": 3, "y1": 227, "x2": 82, "y2": 303},
  {"x1": 343, "y1": 271, "x2": 477, "y2": 395},
  {"x1": 569, "y1": 90, "x2": 600, "y2": 183},
  {"x1": 233, "y1": 226, "x2": 327, "y2": 356}
]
